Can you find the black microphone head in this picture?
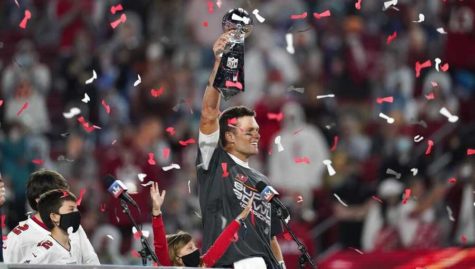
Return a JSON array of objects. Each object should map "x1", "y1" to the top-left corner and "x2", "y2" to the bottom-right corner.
[
  {"x1": 104, "y1": 174, "x2": 116, "y2": 187},
  {"x1": 255, "y1": 181, "x2": 268, "y2": 193}
]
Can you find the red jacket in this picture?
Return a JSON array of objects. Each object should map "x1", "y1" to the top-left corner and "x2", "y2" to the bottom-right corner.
[{"x1": 152, "y1": 215, "x2": 241, "y2": 267}]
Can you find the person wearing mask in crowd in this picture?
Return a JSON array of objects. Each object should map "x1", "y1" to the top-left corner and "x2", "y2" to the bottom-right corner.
[
  {"x1": 4, "y1": 169, "x2": 99, "y2": 264},
  {"x1": 150, "y1": 182, "x2": 254, "y2": 267}
]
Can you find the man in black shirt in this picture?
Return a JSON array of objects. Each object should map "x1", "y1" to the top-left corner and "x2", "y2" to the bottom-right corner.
[{"x1": 197, "y1": 32, "x2": 286, "y2": 268}]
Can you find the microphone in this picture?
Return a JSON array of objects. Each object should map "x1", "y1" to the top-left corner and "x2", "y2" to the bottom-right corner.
[
  {"x1": 255, "y1": 181, "x2": 290, "y2": 220},
  {"x1": 106, "y1": 175, "x2": 139, "y2": 208}
]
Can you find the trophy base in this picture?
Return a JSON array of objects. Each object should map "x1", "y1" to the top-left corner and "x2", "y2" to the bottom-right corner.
[{"x1": 215, "y1": 86, "x2": 243, "y2": 101}]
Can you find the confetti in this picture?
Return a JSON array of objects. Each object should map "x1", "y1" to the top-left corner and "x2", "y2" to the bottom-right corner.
[
  {"x1": 231, "y1": 13, "x2": 250, "y2": 24},
  {"x1": 446, "y1": 206, "x2": 455, "y2": 222},
  {"x1": 140, "y1": 181, "x2": 154, "y2": 187},
  {"x1": 283, "y1": 232, "x2": 292, "y2": 240},
  {"x1": 425, "y1": 139, "x2": 434, "y2": 155},
  {"x1": 294, "y1": 157, "x2": 310, "y2": 164},
  {"x1": 386, "y1": 32, "x2": 397, "y2": 45},
  {"x1": 252, "y1": 9, "x2": 265, "y2": 23},
  {"x1": 133, "y1": 74, "x2": 141, "y2": 87},
  {"x1": 137, "y1": 173, "x2": 147, "y2": 182},
  {"x1": 290, "y1": 12, "x2": 307, "y2": 20},
  {"x1": 63, "y1": 107, "x2": 81, "y2": 119},
  {"x1": 313, "y1": 10, "x2": 331, "y2": 20},
  {"x1": 107, "y1": 235, "x2": 114, "y2": 240},
  {"x1": 411, "y1": 168, "x2": 418, "y2": 176},
  {"x1": 439, "y1": 107, "x2": 459, "y2": 123},
  {"x1": 436, "y1": 27, "x2": 447, "y2": 34},
  {"x1": 19, "y1": 10, "x2": 31, "y2": 29},
  {"x1": 131, "y1": 250, "x2": 140, "y2": 258},
  {"x1": 14, "y1": 0, "x2": 19, "y2": 8},
  {"x1": 287, "y1": 85, "x2": 305, "y2": 93},
  {"x1": 100, "y1": 204, "x2": 107, "y2": 212},
  {"x1": 376, "y1": 96, "x2": 394, "y2": 104},
  {"x1": 386, "y1": 168, "x2": 401, "y2": 179},
  {"x1": 431, "y1": 81, "x2": 438, "y2": 87},
  {"x1": 81, "y1": 93, "x2": 90, "y2": 103},
  {"x1": 16, "y1": 102, "x2": 29, "y2": 116},
  {"x1": 85, "y1": 70, "x2": 97, "y2": 84},
  {"x1": 467, "y1": 149, "x2": 475, "y2": 156},
  {"x1": 232, "y1": 232, "x2": 239, "y2": 242},
  {"x1": 162, "y1": 163, "x2": 181, "y2": 171},
  {"x1": 148, "y1": 153, "x2": 156, "y2": 165},
  {"x1": 110, "y1": 13, "x2": 127, "y2": 29},
  {"x1": 110, "y1": 4, "x2": 123, "y2": 14},
  {"x1": 372, "y1": 195, "x2": 383, "y2": 203},
  {"x1": 0, "y1": 100, "x2": 3, "y2": 107},
  {"x1": 425, "y1": 92, "x2": 435, "y2": 100},
  {"x1": 414, "y1": 135, "x2": 424, "y2": 142},
  {"x1": 207, "y1": 0, "x2": 214, "y2": 13},
  {"x1": 412, "y1": 13, "x2": 425, "y2": 23},
  {"x1": 350, "y1": 247, "x2": 364, "y2": 255},
  {"x1": 76, "y1": 188, "x2": 86, "y2": 206},
  {"x1": 285, "y1": 33, "x2": 295, "y2": 54},
  {"x1": 77, "y1": 116, "x2": 99, "y2": 133},
  {"x1": 274, "y1": 136, "x2": 284, "y2": 152},
  {"x1": 188, "y1": 180, "x2": 191, "y2": 194},
  {"x1": 316, "y1": 94, "x2": 335, "y2": 99},
  {"x1": 448, "y1": 177, "x2": 457, "y2": 184},
  {"x1": 267, "y1": 112, "x2": 284, "y2": 121},
  {"x1": 333, "y1": 193, "x2": 348, "y2": 207},
  {"x1": 221, "y1": 215, "x2": 227, "y2": 230},
  {"x1": 330, "y1": 136, "x2": 339, "y2": 151},
  {"x1": 379, "y1": 112, "x2": 395, "y2": 124},
  {"x1": 228, "y1": 117, "x2": 238, "y2": 126},
  {"x1": 202, "y1": 21, "x2": 208, "y2": 27},
  {"x1": 296, "y1": 195, "x2": 303, "y2": 204},
  {"x1": 179, "y1": 138, "x2": 196, "y2": 146},
  {"x1": 101, "y1": 100, "x2": 111, "y2": 114},
  {"x1": 60, "y1": 132, "x2": 70, "y2": 138},
  {"x1": 225, "y1": 80, "x2": 243, "y2": 90},
  {"x1": 32, "y1": 159, "x2": 44, "y2": 165},
  {"x1": 323, "y1": 160, "x2": 336, "y2": 176},
  {"x1": 221, "y1": 162, "x2": 229, "y2": 177},
  {"x1": 383, "y1": 0, "x2": 397, "y2": 11},
  {"x1": 355, "y1": 0, "x2": 362, "y2": 10},
  {"x1": 216, "y1": 0, "x2": 222, "y2": 8},
  {"x1": 60, "y1": 190, "x2": 69, "y2": 198},
  {"x1": 162, "y1": 148, "x2": 170, "y2": 160},
  {"x1": 402, "y1": 188, "x2": 411, "y2": 204},
  {"x1": 415, "y1": 60, "x2": 432, "y2": 78},
  {"x1": 165, "y1": 127, "x2": 176, "y2": 136},
  {"x1": 150, "y1": 87, "x2": 164, "y2": 97}
]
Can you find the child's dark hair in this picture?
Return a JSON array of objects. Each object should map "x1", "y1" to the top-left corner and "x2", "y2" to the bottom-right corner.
[
  {"x1": 218, "y1": 106, "x2": 256, "y2": 147},
  {"x1": 37, "y1": 189, "x2": 77, "y2": 230},
  {"x1": 27, "y1": 169, "x2": 70, "y2": 210}
]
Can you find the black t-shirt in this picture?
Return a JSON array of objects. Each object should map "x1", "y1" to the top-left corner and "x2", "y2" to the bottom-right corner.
[{"x1": 196, "y1": 146, "x2": 283, "y2": 267}]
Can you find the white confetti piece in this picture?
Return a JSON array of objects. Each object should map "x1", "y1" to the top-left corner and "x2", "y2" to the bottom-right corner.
[
  {"x1": 379, "y1": 112, "x2": 395, "y2": 124},
  {"x1": 412, "y1": 13, "x2": 425, "y2": 23},
  {"x1": 333, "y1": 193, "x2": 348, "y2": 207},
  {"x1": 63, "y1": 107, "x2": 81, "y2": 119},
  {"x1": 132, "y1": 227, "x2": 150, "y2": 238},
  {"x1": 414, "y1": 135, "x2": 424, "y2": 142},
  {"x1": 140, "y1": 181, "x2": 154, "y2": 187},
  {"x1": 274, "y1": 136, "x2": 284, "y2": 152},
  {"x1": 85, "y1": 70, "x2": 97, "y2": 84},
  {"x1": 411, "y1": 168, "x2": 418, "y2": 176},
  {"x1": 383, "y1": 0, "x2": 397, "y2": 11},
  {"x1": 435, "y1": 58, "x2": 442, "y2": 71},
  {"x1": 440, "y1": 107, "x2": 459, "y2": 123},
  {"x1": 316, "y1": 94, "x2": 335, "y2": 99},
  {"x1": 137, "y1": 173, "x2": 147, "y2": 182},
  {"x1": 386, "y1": 168, "x2": 401, "y2": 179},
  {"x1": 446, "y1": 206, "x2": 455, "y2": 222},
  {"x1": 107, "y1": 235, "x2": 114, "y2": 240},
  {"x1": 188, "y1": 180, "x2": 191, "y2": 194},
  {"x1": 194, "y1": 211, "x2": 202, "y2": 219},
  {"x1": 437, "y1": 27, "x2": 447, "y2": 34},
  {"x1": 252, "y1": 9, "x2": 265, "y2": 23},
  {"x1": 133, "y1": 74, "x2": 141, "y2": 87},
  {"x1": 221, "y1": 215, "x2": 227, "y2": 230},
  {"x1": 216, "y1": 0, "x2": 222, "y2": 8},
  {"x1": 162, "y1": 163, "x2": 181, "y2": 171},
  {"x1": 323, "y1": 160, "x2": 336, "y2": 176},
  {"x1": 81, "y1": 93, "x2": 90, "y2": 103},
  {"x1": 231, "y1": 13, "x2": 250, "y2": 24},
  {"x1": 285, "y1": 33, "x2": 295, "y2": 54}
]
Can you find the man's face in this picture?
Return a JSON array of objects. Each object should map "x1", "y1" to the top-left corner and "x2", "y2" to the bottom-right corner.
[{"x1": 227, "y1": 116, "x2": 260, "y2": 157}]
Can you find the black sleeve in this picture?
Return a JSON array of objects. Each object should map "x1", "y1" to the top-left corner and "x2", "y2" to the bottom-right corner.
[{"x1": 270, "y1": 204, "x2": 285, "y2": 237}]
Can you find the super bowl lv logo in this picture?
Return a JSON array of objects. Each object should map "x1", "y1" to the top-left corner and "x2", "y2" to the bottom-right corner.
[{"x1": 233, "y1": 181, "x2": 271, "y2": 226}]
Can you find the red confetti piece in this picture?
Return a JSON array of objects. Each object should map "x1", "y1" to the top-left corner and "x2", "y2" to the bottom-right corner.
[
  {"x1": 448, "y1": 177, "x2": 457, "y2": 184},
  {"x1": 0, "y1": 100, "x2": 3, "y2": 107},
  {"x1": 440, "y1": 63, "x2": 449, "y2": 72},
  {"x1": 228, "y1": 117, "x2": 238, "y2": 126},
  {"x1": 461, "y1": 235, "x2": 467, "y2": 244},
  {"x1": 376, "y1": 96, "x2": 394, "y2": 104},
  {"x1": 313, "y1": 10, "x2": 331, "y2": 20},
  {"x1": 425, "y1": 92, "x2": 435, "y2": 100},
  {"x1": 16, "y1": 102, "x2": 29, "y2": 116},
  {"x1": 133, "y1": 230, "x2": 142, "y2": 240},
  {"x1": 225, "y1": 80, "x2": 243, "y2": 90},
  {"x1": 232, "y1": 232, "x2": 239, "y2": 242},
  {"x1": 386, "y1": 31, "x2": 397, "y2": 45},
  {"x1": 372, "y1": 195, "x2": 383, "y2": 203},
  {"x1": 467, "y1": 149, "x2": 475, "y2": 156},
  {"x1": 179, "y1": 138, "x2": 196, "y2": 146},
  {"x1": 425, "y1": 139, "x2": 434, "y2": 155},
  {"x1": 296, "y1": 195, "x2": 304, "y2": 204},
  {"x1": 283, "y1": 232, "x2": 292, "y2": 241},
  {"x1": 60, "y1": 190, "x2": 69, "y2": 198},
  {"x1": 1, "y1": 215, "x2": 6, "y2": 229},
  {"x1": 77, "y1": 116, "x2": 96, "y2": 133},
  {"x1": 267, "y1": 112, "x2": 284, "y2": 122},
  {"x1": 76, "y1": 188, "x2": 86, "y2": 206},
  {"x1": 101, "y1": 99, "x2": 111, "y2": 114},
  {"x1": 162, "y1": 148, "x2": 170, "y2": 159},
  {"x1": 294, "y1": 157, "x2": 310, "y2": 164},
  {"x1": 165, "y1": 127, "x2": 176, "y2": 136},
  {"x1": 202, "y1": 21, "x2": 209, "y2": 27},
  {"x1": 110, "y1": 13, "x2": 127, "y2": 29},
  {"x1": 355, "y1": 0, "x2": 362, "y2": 10},
  {"x1": 150, "y1": 87, "x2": 164, "y2": 97},
  {"x1": 100, "y1": 203, "x2": 107, "y2": 212},
  {"x1": 415, "y1": 60, "x2": 432, "y2": 78},
  {"x1": 330, "y1": 136, "x2": 339, "y2": 151},
  {"x1": 235, "y1": 174, "x2": 248, "y2": 183},
  {"x1": 110, "y1": 4, "x2": 123, "y2": 14},
  {"x1": 130, "y1": 250, "x2": 141, "y2": 258},
  {"x1": 19, "y1": 10, "x2": 31, "y2": 29},
  {"x1": 148, "y1": 153, "x2": 156, "y2": 165},
  {"x1": 207, "y1": 0, "x2": 214, "y2": 13},
  {"x1": 32, "y1": 159, "x2": 44, "y2": 165},
  {"x1": 290, "y1": 12, "x2": 307, "y2": 20},
  {"x1": 402, "y1": 188, "x2": 411, "y2": 204},
  {"x1": 221, "y1": 162, "x2": 229, "y2": 177}
]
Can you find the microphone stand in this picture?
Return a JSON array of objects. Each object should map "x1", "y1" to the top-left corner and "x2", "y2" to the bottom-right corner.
[
  {"x1": 120, "y1": 200, "x2": 159, "y2": 266},
  {"x1": 275, "y1": 207, "x2": 316, "y2": 269}
]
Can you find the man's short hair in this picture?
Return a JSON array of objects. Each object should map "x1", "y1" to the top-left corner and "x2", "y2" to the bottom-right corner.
[
  {"x1": 27, "y1": 170, "x2": 70, "y2": 211},
  {"x1": 219, "y1": 106, "x2": 256, "y2": 147},
  {"x1": 37, "y1": 189, "x2": 77, "y2": 230}
]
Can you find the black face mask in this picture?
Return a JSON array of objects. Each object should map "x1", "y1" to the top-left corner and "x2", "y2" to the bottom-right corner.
[
  {"x1": 180, "y1": 249, "x2": 201, "y2": 267},
  {"x1": 59, "y1": 211, "x2": 81, "y2": 234}
]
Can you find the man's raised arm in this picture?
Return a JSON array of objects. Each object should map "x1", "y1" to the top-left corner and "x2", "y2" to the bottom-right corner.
[{"x1": 200, "y1": 33, "x2": 230, "y2": 134}]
